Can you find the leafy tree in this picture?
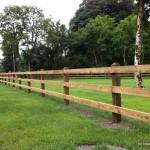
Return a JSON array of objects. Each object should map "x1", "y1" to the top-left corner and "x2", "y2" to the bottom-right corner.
[
  {"x1": 41, "y1": 19, "x2": 69, "y2": 69},
  {"x1": 20, "y1": 6, "x2": 44, "y2": 71},
  {"x1": 67, "y1": 16, "x2": 115, "y2": 67},
  {"x1": 70, "y1": 0, "x2": 134, "y2": 31},
  {"x1": 0, "y1": 6, "x2": 45, "y2": 71},
  {"x1": 0, "y1": 6, "x2": 26, "y2": 71},
  {"x1": 113, "y1": 15, "x2": 137, "y2": 65}
]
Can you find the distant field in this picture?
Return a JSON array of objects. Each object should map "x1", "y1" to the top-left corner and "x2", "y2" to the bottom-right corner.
[
  {"x1": 0, "y1": 78, "x2": 149, "y2": 150},
  {"x1": 27, "y1": 78, "x2": 150, "y2": 113}
]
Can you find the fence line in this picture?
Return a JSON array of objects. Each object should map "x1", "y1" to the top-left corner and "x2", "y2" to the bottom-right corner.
[
  {"x1": 1, "y1": 79, "x2": 150, "y2": 122},
  {"x1": 0, "y1": 64, "x2": 150, "y2": 123}
]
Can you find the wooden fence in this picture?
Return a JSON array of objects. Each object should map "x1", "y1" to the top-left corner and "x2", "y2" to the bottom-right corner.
[{"x1": 0, "y1": 63, "x2": 150, "y2": 123}]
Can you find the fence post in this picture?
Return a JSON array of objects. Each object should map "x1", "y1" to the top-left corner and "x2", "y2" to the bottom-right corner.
[
  {"x1": 19, "y1": 75, "x2": 22, "y2": 90},
  {"x1": 64, "y1": 67, "x2": 69, "y2": 106},
  {"x1": 5, "y1": 74, "x2": 7, "y2": 85},
  {"x1": 13, "y1": 74, "x2": 15, "y2": 87},
  {"x1": 40, "y1": 69, "x2": 45, "y2": 97},
  {"x1": 8, "y1": 74, "x2": 10, "y2": 86},
  {"x1": 28, "y1": 74, "x2": 31, "y2": 93},
  {"x1": 111, "y1": 62, "x2": 121, "y2": 123},
  {"x1": 1, "y1": 74, "x2": 3, "y2": 83}
]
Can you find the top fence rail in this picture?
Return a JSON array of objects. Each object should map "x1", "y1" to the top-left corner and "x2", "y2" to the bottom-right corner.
[{"x1": 1, "y1": 64, "x2": 150, "y2": 75}]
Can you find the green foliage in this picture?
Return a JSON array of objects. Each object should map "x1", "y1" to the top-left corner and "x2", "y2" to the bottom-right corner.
[
  {"x1": 113, "y1": 15, "x2": 137, "y2": 65},
  {"x1": 70, "y1": 0, "x2": 134, "y2": 31},
  {"x1": 68, "y1": 16, "x2": 116, "y2": 67}
]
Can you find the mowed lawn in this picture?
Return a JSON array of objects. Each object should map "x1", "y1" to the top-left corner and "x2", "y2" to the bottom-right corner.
[{"x1": 0, "y1": 78, "x2": 150, "y2": 150}]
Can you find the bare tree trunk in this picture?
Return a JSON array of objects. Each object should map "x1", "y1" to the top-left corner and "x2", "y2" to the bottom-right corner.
[
  {"x1": 12, "y1": 52, "x2": 16, "y2": 72},
  {"x1": 134, "y1": 0, "x2": 144, "y2": 88},
  {"x1": 93, "y1": 49, "x2": 98, "y2": 66}
]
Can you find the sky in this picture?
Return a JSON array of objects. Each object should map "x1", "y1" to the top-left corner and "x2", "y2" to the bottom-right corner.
[{"x1": 0, "y1": 0, "x2": 83, "y2": 58}]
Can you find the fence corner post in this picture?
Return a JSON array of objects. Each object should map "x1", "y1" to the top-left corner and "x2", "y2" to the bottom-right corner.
[
  {"x1": 111, "y1": 62, "x2": 121, "y2": 123},
  {"x1": 40, "y1": 69, "x2": 45, "y2": 97},
  {"x1": 64, "y1": 67, "x2": 69, "y2": 106}
]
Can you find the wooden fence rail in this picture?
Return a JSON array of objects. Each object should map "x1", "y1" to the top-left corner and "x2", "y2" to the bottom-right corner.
[
  {"x1": 1, "y1": 77, "x2": 150, "y2": 98},
  {"x1": 0, "y1": 64, "x2": 150, "y2": 123},
  {"x1": 0, "y1": 64, "x2": 150, "y2": 75}
]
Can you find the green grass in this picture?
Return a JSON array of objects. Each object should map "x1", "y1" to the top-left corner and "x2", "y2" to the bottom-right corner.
[
  {"x1": 29, "y1": 78, "x2": 150, "y2": 113},
  {"x1": 0, "y1": 78, "x2": 150, "y2": 150}
]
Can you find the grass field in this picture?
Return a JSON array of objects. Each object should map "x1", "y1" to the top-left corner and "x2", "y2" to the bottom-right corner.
[{"x1": 0, "y1": 78, "x2": 150, "y2": 150}]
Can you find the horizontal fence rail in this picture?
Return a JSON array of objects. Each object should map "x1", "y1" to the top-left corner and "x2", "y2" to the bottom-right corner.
[
  {"x1": 1, "y1": 77, "x2": 150, "y2": 98},
  {"x1": 0, "y1": 64, "x2": 150, "y2": 123},
  {"x1": 0, "y1": 64, "x2": 150, "y2": 75}
]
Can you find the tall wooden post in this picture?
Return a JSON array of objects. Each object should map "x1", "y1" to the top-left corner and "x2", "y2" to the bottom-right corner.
[
  {"x1": 41, "y1": 70, "x2": 45, "y2": 97},
  {"x1": 28, "y1": 74, "x2": 31, "y2": 93},
  {"x1": 64, "y1": 67, "x2": 69, "y2": 106},
  {"x1": 111, "y1": 63, "x2": 121, "y2": 123}
]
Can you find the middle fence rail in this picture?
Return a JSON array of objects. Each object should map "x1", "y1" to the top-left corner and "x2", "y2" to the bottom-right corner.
[{"x1": 0, "y1": 63, "x2": 150, "y2": 123}]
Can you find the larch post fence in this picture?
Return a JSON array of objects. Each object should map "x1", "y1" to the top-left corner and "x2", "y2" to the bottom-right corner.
[
  {"x1": 111, "y1": 63, "x2": 121, "y2": 123},
  {"x1": 64, "y1": 67, "x2": 70, "y2": 106},
  {"x1": 0, "y1": 64, "x2": 150, "y2": 123},
  {"x1": 40, "y1": 69, "x2": 45, "y2": 97}
]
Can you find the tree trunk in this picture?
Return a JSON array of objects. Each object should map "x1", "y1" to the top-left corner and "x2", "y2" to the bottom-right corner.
[
  {"x1": 12, "y1": 52, "x2": 16, "y2": 72},
  {"x1": 28, "y1": 60, "x2": 31, "y2": 71},
  {"x1": 93, "y1": 49, "x2": 98, "y2": 66},
  {"x1": 123, "y1": 49, "x2": 126, "y2": 66},
  {"x1": 134, "y1": 0, "x2": 144, "y2": 88}
]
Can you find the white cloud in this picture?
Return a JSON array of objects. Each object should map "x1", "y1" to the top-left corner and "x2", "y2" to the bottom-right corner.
[{"x1": 0, "y1": 0, "x2": 82, "y2": 58}]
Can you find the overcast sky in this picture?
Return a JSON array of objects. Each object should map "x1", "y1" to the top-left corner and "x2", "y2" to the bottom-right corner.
[
  {"x1": 0, "y1": 0, "x2": 83, "y2": 58},
  {"x1": 0, "y1": 0, "x2": 82, "y2": 26}
]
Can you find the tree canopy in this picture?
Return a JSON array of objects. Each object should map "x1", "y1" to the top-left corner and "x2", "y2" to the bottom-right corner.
[{"x1": 70, "y1": 0, "x2": 134, "y2": 31}]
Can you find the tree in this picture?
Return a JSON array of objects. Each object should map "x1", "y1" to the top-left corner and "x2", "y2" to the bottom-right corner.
[
  {"x1": 70, "y1": 0, "x2": 134, "y2": 31},
  {"x1": 41, "y1": 19, "x2": 69, "y2": 69},
  {"x1": 134, "y1": 0, "x2": 145, "y2": 88},
  {"x1": 0, "y1": 6, "x2": 45, "y2": 71},
  {"x1": 20, "y1": 6, "x2": 44, "y2": 71},
  {"x1": 113, "y1": 15, "x2": 137, "y2": 65},
  {"x1": 0, "y1": 6, "x2": 26, "y2": 71},
  {"x1": 67, "y1": 16, "x2": 115, "y2": 67}
]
